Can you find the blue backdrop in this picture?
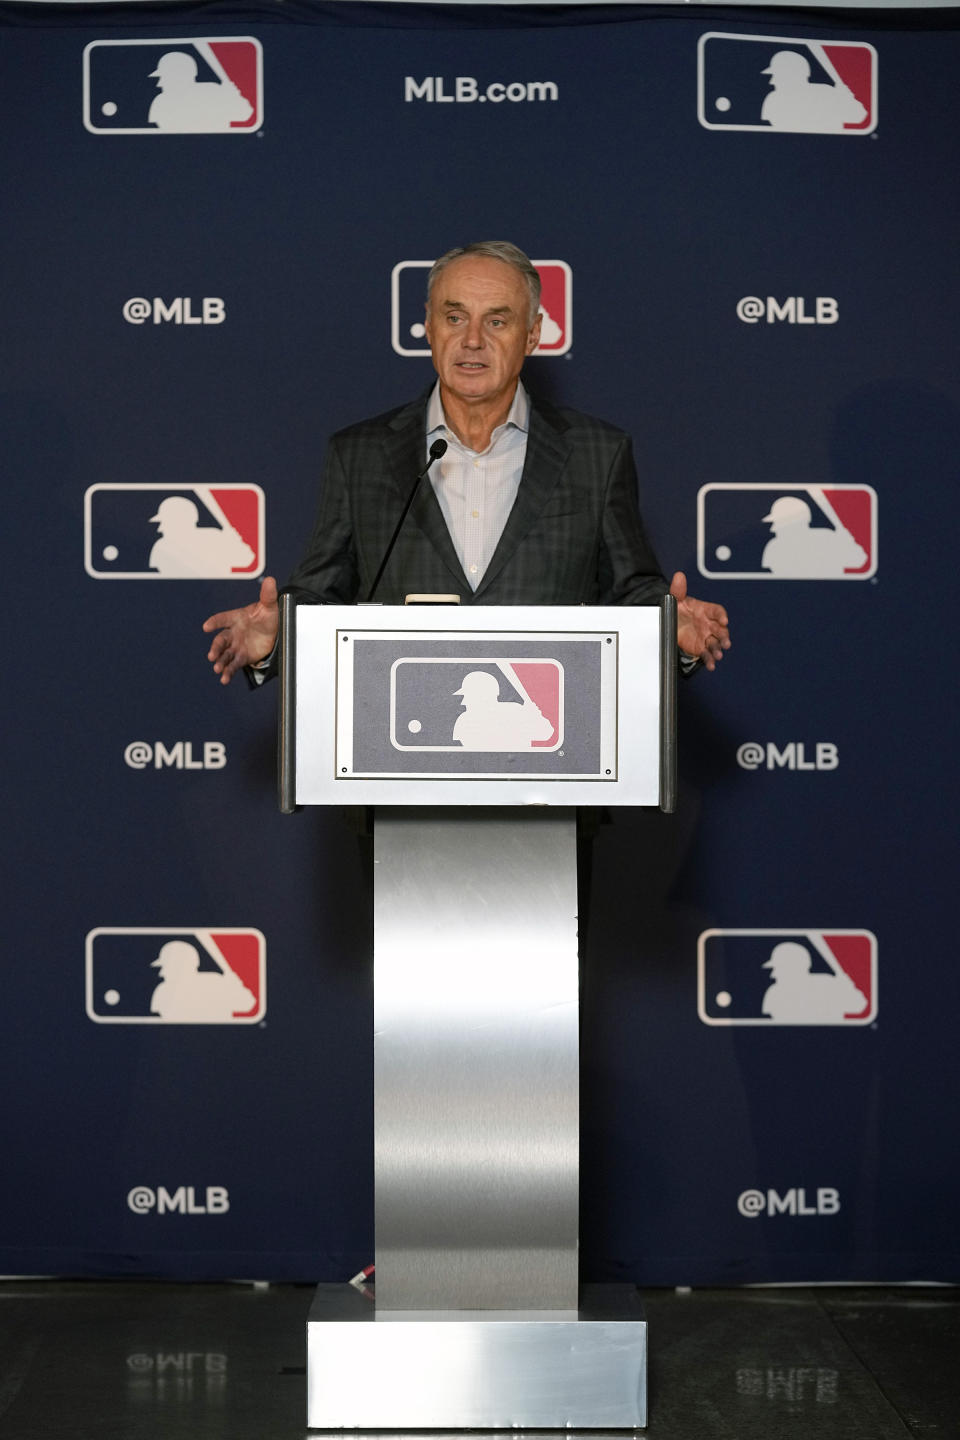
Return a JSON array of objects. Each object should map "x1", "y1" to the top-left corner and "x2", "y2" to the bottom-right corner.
[{"x1": 2, "y1": 0, "x2": 958, "y2": 1285}]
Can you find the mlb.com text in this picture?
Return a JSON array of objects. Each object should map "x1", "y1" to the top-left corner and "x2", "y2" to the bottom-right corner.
[{"x1": 405, "y1": 77, "x2": 558, "y2": 104}]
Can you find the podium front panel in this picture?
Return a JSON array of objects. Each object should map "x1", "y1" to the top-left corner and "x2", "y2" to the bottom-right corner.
[{"x1": 293, "y1": 604, "x2": 664, "y2": 807}]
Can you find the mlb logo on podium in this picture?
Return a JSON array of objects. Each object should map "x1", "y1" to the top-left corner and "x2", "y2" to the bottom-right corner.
[
  {"x1": 83, "y1": 37, "x2": 263, "y2": 134},
  {"x1": 390, "y1": 658, "x2": 564, "y2": 752},
  {"x1": 85, "y1": 483, "x2": 265, "y2": 579},
  {"x1": 698, "y1": 929, "x2": 877, "y2": 1026},
  {"x1": 697, "y1": 33, "x2": 877, "y2": 135},
  {"x1": 86, "y1": 928, "x2": 266, "y2": 1024},
  {"x1": 338, "y1": 628, "x2": 612, "y2": 781},
  {"x1": 391, "y1": 260, "x2": 572, "y2": 357}
]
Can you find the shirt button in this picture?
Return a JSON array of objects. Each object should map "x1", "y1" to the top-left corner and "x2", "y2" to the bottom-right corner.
[
  {"x1": 469, "y1": 565, "x2": 478, "y2": 574},
  {"x1": 471, "y1": 510, "x2": 480, "y2": 519}
]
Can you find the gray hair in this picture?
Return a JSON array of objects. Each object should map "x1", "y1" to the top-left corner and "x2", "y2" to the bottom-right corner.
[{"x1": 427, "y1": 242, "x2": 542, "y2": 327}]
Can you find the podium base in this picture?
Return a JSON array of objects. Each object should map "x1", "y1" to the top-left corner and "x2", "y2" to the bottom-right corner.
[{"x1": 306, "y1": 1283, "x2": 647, "y2": 1429}]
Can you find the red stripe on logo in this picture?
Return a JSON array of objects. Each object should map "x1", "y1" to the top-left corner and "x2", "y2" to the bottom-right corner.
[
  {"x1": 511, "y1": 662, "x2": 560, "y2": 747},
  {"x1": 823, "y1": 934, "x2": 873, "y2": 1019},
  {"x1": 210, "y1": 488, "x2": 261, "y2": 571},
  {"x1": 823, "y1": 488, "x2": 873, "y2": 572},
  {"x1": 823, "y1": 45, "x2": 873, "y2": 130},
  {"x1": 211, "y1": 932, "x2": 262, "y2": 1016},
  {"x1": 209, "y1": 41, "x2": 260, "y2": 128}
]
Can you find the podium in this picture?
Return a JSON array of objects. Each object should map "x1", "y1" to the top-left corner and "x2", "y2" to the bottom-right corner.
[{"x1": 280, "y1": 599, "x2": 677, "y2": 1430}]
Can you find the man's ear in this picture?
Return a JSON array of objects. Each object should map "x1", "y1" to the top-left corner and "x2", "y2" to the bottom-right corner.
[{"x1": 526, "y1": 312, "x2": 543, "y2": 355}]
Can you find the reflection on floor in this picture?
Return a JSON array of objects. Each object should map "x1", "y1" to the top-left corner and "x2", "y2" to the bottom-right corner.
[{"x1": 0, "y1": 1281, "x2": 956, "y2": 1438}]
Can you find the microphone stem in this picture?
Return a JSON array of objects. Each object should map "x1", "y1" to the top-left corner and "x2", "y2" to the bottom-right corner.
[{"x1": 365, "y1": 443, "x2": 446, "y2": 603}]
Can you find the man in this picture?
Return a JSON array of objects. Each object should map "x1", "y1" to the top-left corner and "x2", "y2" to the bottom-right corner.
[
  {"x1": 203, "y1": 241, "x2": 730, "y2": 681},
  {"x1": 148, "y1": 940, "x2": 256, "y2": 1022},
  {"x1": 760, "y1": 941, "x2": 868, "y2": 1024},
  {"x1": 452, "y1": 670, "x2": 555, "y2": 752},
  {"x1": 148, "y1": 50, "x2": 254, "y2": 133},
  {"x1": 761, "y1": 494, "x2": 867, "y2": 577},
  {"x1": 149, "y1": 495, "x2": 255, "y2": 577},
  {"x1": 760, "y1": 49, "x2": 867, "y2": 134}
]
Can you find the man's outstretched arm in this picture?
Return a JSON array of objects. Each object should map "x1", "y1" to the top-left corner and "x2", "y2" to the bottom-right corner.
[{"x1": 203, "y1": 575, "x2": 280, "y2": 686}]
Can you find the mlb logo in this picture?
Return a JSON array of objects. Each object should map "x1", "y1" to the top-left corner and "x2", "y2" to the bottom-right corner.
[
  {"x1": 85, "y1": 483, "x2": 265, "y2": 579},
  {"x1": 697, "y1": 483, "x2": 877, "y2": 580},
  {"x1": 391, "y1": 658, "x2": 563, "y2": 752},
  {"x1": 86, "y1": 928, "x2": 266, "y2": 1024},
  {"x1": 391, "y1": 260, "x2": 572, "y2": 357},
  {"x1": 698, "y1": 929, "x2": 877, "y2": 1026},
  {"x1": 83, "y1": 37, "x2": 263, "y2": 135},
  {"x1": 337, "y1": 627, "x2": 613, "y2": 783},
  {"x1": 698, "y1": 33, "x2": 877, "y2": 135}
]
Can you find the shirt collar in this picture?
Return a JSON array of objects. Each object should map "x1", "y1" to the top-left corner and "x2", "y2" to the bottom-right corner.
[{"x1": 427, "y1": 381, "x2": 530, "y2": 447}]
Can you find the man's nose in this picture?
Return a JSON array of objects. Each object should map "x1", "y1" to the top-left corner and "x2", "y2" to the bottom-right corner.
[{"x1": 461, "y1": 317, "x2": 485, "y2": 348}]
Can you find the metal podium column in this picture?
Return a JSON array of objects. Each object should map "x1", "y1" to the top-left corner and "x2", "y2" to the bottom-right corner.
[
  {"x1": 307, "y1": 801, "x2": 648, "y2": 1430},
  {"x1": 294, "y1": 603, "x2": 662, "y2": 1429},
  {"x1": 372, "y1": 806, "x2": 579, "y2": 1312}
]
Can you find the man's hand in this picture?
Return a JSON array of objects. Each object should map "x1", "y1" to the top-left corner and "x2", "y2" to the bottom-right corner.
[
  {"x1": 670, "y1": 570, "x2": 730, "y2": 672},
  {"x1": 202, "y1": 576, "x2": 279, "y2": 685}
]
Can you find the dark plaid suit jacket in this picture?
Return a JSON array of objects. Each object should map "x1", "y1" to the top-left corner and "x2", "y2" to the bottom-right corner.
[{"x1": 285, "y1": 388, "x2": 667, "y2": 609}]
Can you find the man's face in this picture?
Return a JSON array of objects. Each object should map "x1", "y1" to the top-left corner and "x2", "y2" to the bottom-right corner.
[{"x1": 424, "y1": 256, "x2": 542, "y2": 410}]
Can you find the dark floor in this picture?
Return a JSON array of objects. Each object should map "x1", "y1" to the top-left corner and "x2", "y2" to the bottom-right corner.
[{"x1": 0, "y1": 1281, "x2": 956, "y2": 1438}]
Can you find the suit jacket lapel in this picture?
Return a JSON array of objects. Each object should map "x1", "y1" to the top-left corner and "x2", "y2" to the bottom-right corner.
[
  {"x1": 383, "y1": 394, "x2": 470, "y2": 592},
  {"x1": 473, "y1": 398, "x2": 571, "y2": 600}
]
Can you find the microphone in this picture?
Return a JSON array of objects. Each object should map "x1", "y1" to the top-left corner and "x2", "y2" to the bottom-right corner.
[{"x1": 365, "y1": 438, "x2": 448, "y2": 603}]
